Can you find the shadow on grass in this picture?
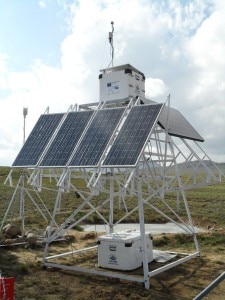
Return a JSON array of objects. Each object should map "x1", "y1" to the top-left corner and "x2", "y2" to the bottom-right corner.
[{"x1": 0, "y1": 247, "x2": 30, "y2": 279}]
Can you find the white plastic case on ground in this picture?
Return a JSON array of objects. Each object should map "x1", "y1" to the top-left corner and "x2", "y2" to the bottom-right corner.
[{"x1": 97, "y1": 231, "x2": 153, "y2": 271}]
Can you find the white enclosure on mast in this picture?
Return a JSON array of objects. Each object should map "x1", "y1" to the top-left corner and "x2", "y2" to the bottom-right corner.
[{"x1": 99, "y1": 64, "x2": 145, "y2": 102}]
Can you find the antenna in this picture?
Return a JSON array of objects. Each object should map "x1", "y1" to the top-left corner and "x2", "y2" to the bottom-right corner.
[{"x1": 108, "y1": 21, "x2": 114, "y2": 67}]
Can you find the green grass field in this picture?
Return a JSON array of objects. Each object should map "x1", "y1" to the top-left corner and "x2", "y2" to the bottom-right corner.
[{"x1": 1, "y1": 165, "x2": 225, "y2": 249}]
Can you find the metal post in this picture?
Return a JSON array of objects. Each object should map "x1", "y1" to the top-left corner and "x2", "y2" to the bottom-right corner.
[
  {"x1": 193, "y1": 271, "x2": 225, "y2": 300},
  {"x1": 19, "y1": 174, "x2": 25, "y2": 234},
  {"x1": 176, "y1": 190, "x2": 180, "y2": 212},
  {"x1": 136, "y1": 174, "x2": 150, "y2": 289},
  {"x1": 181, "y1": 188, "x2": 200, "y2": 253},
  {"x1": 109, "y1": 173, "x2": 114, "y2": 233},
  {"x1": 19, "y1": 107, "x2": 28, "y2": 235},
  {"x1": 23, "y1": 107, "x2": 28, "y2": 144},
  {"x1": 42, "y1": 188, "x2": 63, "y2": 262},
  {"x1": 108, "y1": 21, "x2": 114, "y2": 67}
]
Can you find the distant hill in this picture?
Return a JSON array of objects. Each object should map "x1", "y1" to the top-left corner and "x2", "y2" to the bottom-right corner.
[
  {"x1": 175, "y1": 160, "x2": 225, "y2": 169},
  {"x1": 216, "y1": 162, "x2": 225, "y2": 171}
]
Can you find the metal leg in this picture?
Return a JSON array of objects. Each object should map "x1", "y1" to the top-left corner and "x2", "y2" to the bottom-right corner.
[
  {"x1": 137, "y1": 176, "x2": 150, "y2": 289},
  {"x1": 1, "y1": 175, "x2": 23, "y2": 230}
]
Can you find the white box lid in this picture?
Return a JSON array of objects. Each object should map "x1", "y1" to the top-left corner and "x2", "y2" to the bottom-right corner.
[{"x1": 98, "y1": 231, "x2": 150, "y2": 243}]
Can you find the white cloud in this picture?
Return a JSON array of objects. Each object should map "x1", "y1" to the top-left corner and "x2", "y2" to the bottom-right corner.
[
  {"x1": 145, "y1": 78, "x2": 168, "y2": 99},
  {"x1": 0, "y1": 54, "x2": 10, "y2": 90},
  {"x1": 38, "y1": 1, "x2": 47, "y2": 8},
  {"x1": 0, "y1": 0, "x2": 225, "y2": 165},
  {"x1": 183, "y1": 5, "x2": 225, "y2": 157}
]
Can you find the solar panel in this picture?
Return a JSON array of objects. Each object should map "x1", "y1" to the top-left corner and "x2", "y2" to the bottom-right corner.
[
  {"x1": 158, "y1": 107, "x2": 204, "y2": 142},
  {"x1": 68, "y1": 107, "x2": 125, "y2": 167},
  {"x1": 103, "y1": 104, "x2": 163, "y2": 167},
  {"x1": 39, "y1": 111, "x2": 94, "y2": 167},
  {"x1": 12, "y1": 113, "x2": 64, "y2": 167}
]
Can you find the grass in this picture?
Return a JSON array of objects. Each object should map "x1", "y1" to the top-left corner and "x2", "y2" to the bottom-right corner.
[
  {"x1": 1, "y1": 166, "x2": 225, "y2": 228},
  {"x1": 1, "y1": 166, "x2": 225, "y2": 245}
]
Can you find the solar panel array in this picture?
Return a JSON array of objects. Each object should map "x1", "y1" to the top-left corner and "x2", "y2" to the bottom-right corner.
[
  {"x1": 39, "y1": 111, "x2": 94, "y2": 167},
  {"x1": 103, "y1": 104, "x2": 163, "y2": 166},
  {"x1": 68, "y1": 107, "x2": 125, "y2": 167},
  {"x1": 12, "y1": 102, "x2": 203, "y2": 169},
  {"x1": 158, "y1": 107, "x2": 204, "y2": 142},
  {"x1": 12, "y1": 113, "x2": 64, "y2": 167}
]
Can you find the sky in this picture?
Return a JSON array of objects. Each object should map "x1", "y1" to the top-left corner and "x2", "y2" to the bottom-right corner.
[{"x1": 0, "y1": 0, "x2": 225, "y2": 166}]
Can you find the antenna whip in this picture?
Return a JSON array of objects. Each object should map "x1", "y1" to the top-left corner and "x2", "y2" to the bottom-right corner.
[{"x1": 108, "y1": 21, "x2": 114, "y2": 67}]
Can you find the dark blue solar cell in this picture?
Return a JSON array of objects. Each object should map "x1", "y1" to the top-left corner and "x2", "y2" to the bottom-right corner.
[
  {"x1": 12, "y1": 113, "x2": 64, "y2": 167},
  {"x1": 68, "y1": 107, "x2": 125, "y2": 167},
  {"x1": 39, "y1": 110, "x2": 94, "y2": 167},
  {"x1": 103, "y1": 104, "x2": 163, "y2": 166}
]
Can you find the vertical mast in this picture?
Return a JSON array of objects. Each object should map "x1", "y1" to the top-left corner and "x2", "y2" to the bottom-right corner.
[
  {"x1": 108, "y1": 21, "x2": 114, "y2": 67},
  {"x1": 23, "y1": 107, "x2": 28, "y2": 144}
]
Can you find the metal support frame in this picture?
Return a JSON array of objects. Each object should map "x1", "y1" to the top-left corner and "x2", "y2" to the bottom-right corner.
[
  {"x1": 39, "y1": 119, "x2": 224, "y2": 289},
  {"x1": 4, "y1": 100, "x2": 225, "y2": 287},
  {"x1": 1, "y1": 172, "x2": 53, "y2": 239}
]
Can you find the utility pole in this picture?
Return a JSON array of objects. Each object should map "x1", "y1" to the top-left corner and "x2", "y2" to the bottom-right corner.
[{"x1": 23, "y1": 107, "x2": 28, "y2": 144}]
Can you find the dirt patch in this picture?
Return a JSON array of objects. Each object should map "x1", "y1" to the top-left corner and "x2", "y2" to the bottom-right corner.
[{"x1": 1, "y1": 230, "x2": 225, "y2": 299}]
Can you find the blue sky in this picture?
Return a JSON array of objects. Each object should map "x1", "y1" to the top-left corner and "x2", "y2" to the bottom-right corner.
[
  {"x1": 0, "y1": 1, "x2": 66, "y2": 69},
  {"x1": 0, "y1": 0, "x2": 225, "y2": 165}
]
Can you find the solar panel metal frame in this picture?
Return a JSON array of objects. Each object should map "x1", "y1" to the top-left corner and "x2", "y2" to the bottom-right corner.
[
  {"x1": 38, "y1": 110, "x2": 94, "y2": 168},
  {"x1": 158, "y1": 106, "x2": 204, "y2": 142},
  {"x1": 12, "y1": 113, "x2": 65, "y2": 168},
  {"x1": 67, "y1": 107, "x2": 126, "y2": 168},
  {"x1": 102, "y1": 103, "x2": 164, "y2": 168}
]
